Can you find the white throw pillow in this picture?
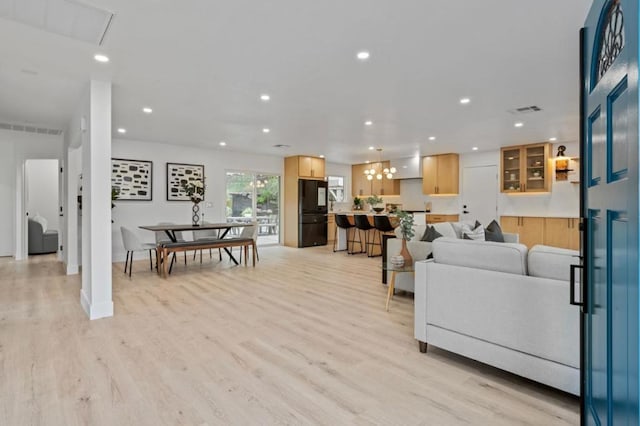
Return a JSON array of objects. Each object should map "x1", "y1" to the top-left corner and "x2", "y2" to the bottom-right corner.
[{"x1": 461, "y1": 223, "x2": 485, "y2": 240}]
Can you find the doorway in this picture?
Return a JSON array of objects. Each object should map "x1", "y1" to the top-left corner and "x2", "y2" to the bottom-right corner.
[
  {"x1": 460, "y1": 165, "x2": 498, "y2": 225},
  {"x1": 24, "y1": 159, "x2": 60, "y2": 257},
  {"x1": 225, "y1": 171, "x2": 281, "y2": 245}
]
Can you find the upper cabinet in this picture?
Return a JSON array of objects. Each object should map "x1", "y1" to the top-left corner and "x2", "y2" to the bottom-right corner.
[
  {"x1": 501, "y1": 143, "x2": 551, "y2": 193},
  {"x1": 351, "y1": 162, "x2": 400, "y2": 197},
  {"x1": 291, "y1": 155, "x2": 325, "y2": 179},
  {"x1": 422, "y1": 153, "x2": 459, "y2": 195}
]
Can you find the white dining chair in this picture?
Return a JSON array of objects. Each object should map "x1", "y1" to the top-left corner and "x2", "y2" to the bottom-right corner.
[
  {"x1": 120, "y1": 226, "x2": 157, "y2": 277},
  {"x1": 192, "y1": 223, "x2": 222, "y2": 262},
  {"x1": 238, "y1": 222, "x2": 259, "y2": 264},
  {"x1": 155, "y1": 222, "x2": 188, "y2": 267}
]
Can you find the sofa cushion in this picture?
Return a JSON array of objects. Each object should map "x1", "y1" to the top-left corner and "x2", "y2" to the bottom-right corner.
[
  {"x1": 484, "y1": 220, "x2": 505, "y2": 242},
  {"x1": 432, "y1": 222, "x2": 457, "y2": 239},
  {"x1": 421, "y1": 225, "x2": 443, "y2": 242},
  {"x1": 528, "y1": 245, "x2": 580, "y2": 282},
  {"x1": 433, "y1": 237, "x2": 528, "y2": 275}
]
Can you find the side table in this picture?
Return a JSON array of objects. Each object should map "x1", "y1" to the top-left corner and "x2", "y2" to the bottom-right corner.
[{"x1": 383, "y1": 262, "x2": 415, "y2": 311}]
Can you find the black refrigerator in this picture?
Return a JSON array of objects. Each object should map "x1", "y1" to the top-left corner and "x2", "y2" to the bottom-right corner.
[{"x1": 298, "y1": 179, "x2": 328, "y2": 247}]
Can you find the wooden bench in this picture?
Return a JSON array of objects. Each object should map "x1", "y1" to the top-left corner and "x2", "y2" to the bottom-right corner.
[{"x1": 157, "y1": 237, "x2": 255, "y2": 277}]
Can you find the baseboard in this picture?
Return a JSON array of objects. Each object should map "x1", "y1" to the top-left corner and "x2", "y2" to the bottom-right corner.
[
  {"x1": 80, "y1": 289, "x2": 114, "y2": 320},
  {"x1": 66, "y1": 263, "x2": 79, "y2": 275}
]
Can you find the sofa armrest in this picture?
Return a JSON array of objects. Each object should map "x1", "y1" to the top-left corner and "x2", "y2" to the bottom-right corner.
[
  {"x1": 504, "y1": 232, "x2": 519, "y2": 243},
  {"x1": 414, "y1": 259, "x2": 433, "y2": 344}
]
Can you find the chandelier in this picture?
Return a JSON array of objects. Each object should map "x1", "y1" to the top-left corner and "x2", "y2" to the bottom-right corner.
[{"x1": 364, "y1": 148, "x2": 396, "y2": 180}]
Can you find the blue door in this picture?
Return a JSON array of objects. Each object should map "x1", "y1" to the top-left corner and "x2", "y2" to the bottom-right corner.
[{"x1": 582, "y1": 0, "x2": 639, "y2": 424}]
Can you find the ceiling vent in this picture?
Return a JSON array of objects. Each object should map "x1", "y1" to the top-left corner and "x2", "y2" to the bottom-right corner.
[
  {"x1": 273, "y1": 144, "x2": 291, "y2": 148},
  {"x1": 508, "y1": 105, "x2": 542, "y2": 115},
  {"x1": 0, "y1": 121, "x2": 63, "y2": 135},
  {"x1": 0, "y1": 0, "x2": 114, "y2": 45}
]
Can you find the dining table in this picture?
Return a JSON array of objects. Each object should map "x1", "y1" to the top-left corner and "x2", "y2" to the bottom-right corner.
[{"x1": 139, "y1": 222, "x2": 252, "y2": 266}]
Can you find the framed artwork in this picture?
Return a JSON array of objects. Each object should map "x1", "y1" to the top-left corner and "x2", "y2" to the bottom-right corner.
[
  {"x1": 111, "y1": 158, "x2": 153, "y2": 201},
  {"x1": 166, "y1": 163, "x2": 205, "y2": 201}
]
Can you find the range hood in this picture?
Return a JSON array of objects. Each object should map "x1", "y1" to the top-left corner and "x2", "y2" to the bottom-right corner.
[{"x1": 390, "y1": 156, "x2": 421, "y2": 179}]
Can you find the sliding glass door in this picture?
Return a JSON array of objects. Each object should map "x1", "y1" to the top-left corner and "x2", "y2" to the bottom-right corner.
[{"x1": 225, "y1": 171, "x2": 280, "y2": 245}]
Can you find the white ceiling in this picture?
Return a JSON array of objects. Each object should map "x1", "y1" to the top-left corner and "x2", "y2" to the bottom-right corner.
[{"x1": 0, "y1": 0, "x2": 592, "y2": 164}]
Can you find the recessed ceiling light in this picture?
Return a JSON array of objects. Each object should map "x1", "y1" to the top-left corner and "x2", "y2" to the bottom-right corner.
[
  {"x1": 262, "y1": 128, "x2": 270, "y2": 133},
  {"x1": 428, "y1": 136, "x2": 436, "y2": 141},
  {"x1": 472, "y1": 147, "x2": 479, "y2": 151},
  {"x1": 319, "y1": 155, "x2": 325, "y2": 158},
  {"x1": 368, "y1": 146, "x2": 375, "y2": 150},
  {"x1": 357, "y1": 51, "x2": 370, "y2": 60},
  {"x1": 459, "y1": 97, "x2": 471, "y2": 104},
  {"x1": 219, "y1": 141, "x2": 227, "y2": 146},
  {"x1": 364, "y1": 120, "x2": 373, "y2": 126},
  {"x1": 260, "y1": 94, "x2": 270, "y2": 101},
  {"x1": 549, "y1": 137, "x2": 557, "y2": 141},
  {"x1": 94, "y1": 54, "x2": 109, "y2": 63},
  {"x1": 514, "y1": 122, "x2": 524, "y2": 128},
  {"x1": 117, "y1": 128, "x2": 126, "y2": 134},
  {"x1": 365, "y1": 161, "x2": 370, "y2": 164},
  {"x1": 142, "y1": 107, "x2": 153, "y2": 114}
]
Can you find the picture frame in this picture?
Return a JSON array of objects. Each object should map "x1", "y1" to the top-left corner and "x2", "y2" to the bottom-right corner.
[
  {"x1": 111, "y1": 158, "x2": 153, "y2": 201},
  {"x1": 166, "y1": 163, "x2": 205, "y2": 201}
]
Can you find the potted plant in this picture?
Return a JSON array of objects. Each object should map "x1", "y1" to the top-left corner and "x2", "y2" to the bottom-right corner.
[
  {"x1": 396, "y1": 210, "x2": 415, "y2": 265},
  {"x1": 366, "y1": 194, "x2": 384, "y2": 213},
  {"x1": 182, "y1": 179, "x2": 205, "y2": 226},
  {"x1": 353, "y1": 196, "x2": 363, "y2": 210}
]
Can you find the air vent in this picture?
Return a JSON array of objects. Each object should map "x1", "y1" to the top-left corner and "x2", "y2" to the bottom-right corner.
[
  {"x1": 508, "y1": 105, "x2": 542, "y2": 115},
  {"x1": 273, "y1": 144, "x2": 291, "y2": 148},
  {"x1": 0, "y1": 121, "x2": 62, "y2": 136},
  {"x1": 0, "y1": 0, "x2": 114, "y2": 46}
]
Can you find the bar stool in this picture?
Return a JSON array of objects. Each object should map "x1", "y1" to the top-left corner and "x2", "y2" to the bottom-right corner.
[
  {"x1": 334, "y1": 214, "x2": 359, "y2": 254},
  {"x1": 354, "y1": 214, "x2": 375, "y2": 256},
  {"x1": 373, "y1": 215, "x2": 396, "y2": 257}
]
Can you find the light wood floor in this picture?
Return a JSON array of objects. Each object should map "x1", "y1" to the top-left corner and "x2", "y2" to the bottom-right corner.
[{"x1": 0, "y1": 247, "x2": 579, "y2": 425}]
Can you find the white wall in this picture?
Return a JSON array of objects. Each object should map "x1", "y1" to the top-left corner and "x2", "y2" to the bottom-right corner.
[
  {"x1": 111, "y1": 138, "x2": 284, "y2": 261},
  {"x1": 0, "y1": 129, "x2": 63, "y2": 258},
  {"x1": 389, "y1": 142, "x2": 581, "y2": 219},
  {"x1": 26, "y1": 159, "x2": 60, "y2": 231}
]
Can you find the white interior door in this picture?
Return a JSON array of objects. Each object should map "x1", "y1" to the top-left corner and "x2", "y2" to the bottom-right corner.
[{"x1": 461, "y1": 165, "x2": 498, "y2": 225}]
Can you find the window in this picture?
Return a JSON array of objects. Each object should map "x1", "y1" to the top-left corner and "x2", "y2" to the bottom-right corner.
[{"x1": 328, "y1": 176, "x2": 345, "y2": 202}]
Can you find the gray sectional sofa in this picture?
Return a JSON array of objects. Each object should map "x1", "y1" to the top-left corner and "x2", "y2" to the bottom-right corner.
[{"x1": 414, "y1": 237, "x2": 581, "y2": 395}]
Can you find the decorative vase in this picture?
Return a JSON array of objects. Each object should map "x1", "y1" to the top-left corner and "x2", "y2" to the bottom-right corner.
[
  {"x1": 192, "y1": 201, "x2": 201, "y2": 226},
  {"x1": 400, "y1": 239, "x2": 413, "y2": 266}
]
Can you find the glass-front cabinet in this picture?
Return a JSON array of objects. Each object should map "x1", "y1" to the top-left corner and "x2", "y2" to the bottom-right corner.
[{"x1": 500, "y1": 143, "x2": 551, "y2": 193}]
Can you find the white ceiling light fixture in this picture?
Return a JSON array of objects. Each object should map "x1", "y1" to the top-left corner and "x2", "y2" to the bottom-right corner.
[
  {"x1": 549, "y1": 137, "x2": 557, "y2": 141},
  {"x1": 514, "y1": 122, "x2": 524, "y2": 128},
  {"x1": 142, "y1": 107, "x2": 153, "y2": 114},
  {"x1": 459, "y1": 97, "x2": 471, "y2": 104},
  {"x1": 368, "y1": 146, "x2": 375, "y2": 150},
  {"x1": 260, "y1": 94, "x2": 270, "y2": 101},
  {"x1": 319, "y1": 155, "x2": 325, "y2": 158},
  {"x1": 363, "y1": 148, "x2": 396, "y2": 180},
  {"x1": 364, "y1": 120, "x2": 373, "y2": 126},
  {"x1": 472, "y1": 147, "x2": 479, "y2": 151},
  {"x1": 117, "y1": 127, "x2": 126, "y2": 134},
  {"x1": 428, "y1": 136, "x2": 436, "y2": 141},
  {"x1": 262, "y1": 128, "x2": 270, "y2": 133},
  {"x1": 219, "y1": 141, "x2": 227, "y2": 146},
  {"x1": 357, "y1": 51, "x2": 370, "y2": 60},
  {"x1": 94, "y1": 54, "x2": 109, "y2": 63}
]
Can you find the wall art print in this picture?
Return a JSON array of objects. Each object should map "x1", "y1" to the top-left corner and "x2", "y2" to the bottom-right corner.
[
  {"x1": 111, "y1": 158, "x2": 153, "y2": 201},
  {"x1": 166, "y1": 163, "x2": 205, "y2": 201}
]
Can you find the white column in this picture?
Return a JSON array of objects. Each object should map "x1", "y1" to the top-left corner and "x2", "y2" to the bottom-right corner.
[{"x1": 80, "y1": 80, "x2": 113, "y2": 320}]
